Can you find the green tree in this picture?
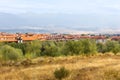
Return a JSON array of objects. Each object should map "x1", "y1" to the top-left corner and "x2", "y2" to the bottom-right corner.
[
  {"x1": 112, "y1": 41, "x2": 120, "y2": 54},
  {"x1": 105, "y1": 41, "x2": 120, "y2": 54},
  {"x1": 63, "y1": 40, "x2": 82, "y2": 55},
  {"x1": 105, "y1": 41, "x2": 115, "y2": 52},
  {"x1": 41, "y1": 41, "x2": 61, "y2": 57},
  {"x1": 8, "y1": 42, "x2": 26, "y2": 55},
  {"x1": 81, "y1": 39, "x2": 97, "y2": 55},
  {"x1": 63, "y1": 39, "x2": 97, "y2": 56},
  {"x1": 0, "y1": 45, "x2": 23, "y2": 61},
  {"x1": 25, "y1": 40, "x2": 42, "y2": 58},
  {"x1": 97, "y1": 43, "x2": 107, "y2": 53}
]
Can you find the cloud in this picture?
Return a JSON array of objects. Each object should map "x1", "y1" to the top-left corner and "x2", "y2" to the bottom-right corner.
[
  {"x1": 1, "y1": 0, "x2": 120, "y2": 14},
  {"x1": 0, "y1": 0, "x2": 54, "y2": 14},
  {"x1": 97, "y1": 28, "x2": 120, "y2": 34},
  {"x1": 0, "y1": 0, "x2": 120, "y2": 33}
]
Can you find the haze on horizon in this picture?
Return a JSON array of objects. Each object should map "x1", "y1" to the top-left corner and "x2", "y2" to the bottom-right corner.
[{"x1": 0, "y1": 0, "x2": 120, "y2": 33}]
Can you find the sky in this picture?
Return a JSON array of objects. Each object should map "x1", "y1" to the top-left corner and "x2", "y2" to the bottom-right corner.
[
  {"x1": 0, "y1": 0, "x2": 120, "y2": 33},
  {"x1": 1, "y1": 0, "x2": 120, "y2": 14}
]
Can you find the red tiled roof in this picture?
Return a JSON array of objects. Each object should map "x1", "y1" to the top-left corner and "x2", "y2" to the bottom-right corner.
[
  {"x1": 111, "y1": 36, "x2": 120, "y2": 40},
  {"x1": 91, "y1": 36, "x2": 106, "y2": 39}
]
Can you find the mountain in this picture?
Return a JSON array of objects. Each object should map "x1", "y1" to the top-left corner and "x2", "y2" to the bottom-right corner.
[{"x1": 0, "y1": 12, "x2": 120, "y2": 34}]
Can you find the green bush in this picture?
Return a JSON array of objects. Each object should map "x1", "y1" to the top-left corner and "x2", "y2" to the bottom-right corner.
[
  {"x1": 54, "y1": 67, "x2": 70, "y2": 80},
  {"x1": 41, "y1": 41, "x2": 62, "y2": 57},
  {"x1": 0, "y1": 39, "x2": 119, "y2": 59},
  {"x1": 0, "y1": 45, "x2": 23, "y2": 61},
  {"x1": 81, "y1": 39, "x2": 97, "y2": 55},
  {"x1": 97, "y1": 42, "x2": 107, "y2": 53},
  {"x1": 64, "y1": 39, "x2": 97, "y2": 56},
  {"x1": 111, "y1": 41, "x2": 120, "y2": 54},
  {"x1": 105, "y1": 41, "x2": 115, "y2": 52},
  {"x1": 41, "y1": 46, "x2": 61, "y2": 57},
  {"x1": 8, "y1": 42, "x2": 26, "y2": 55},
  {"x1": 97, "y1": 41, "x2": 120, "y2": 54},
  {"x1": 25, "y1": 40, "x2": 42, "y2": 58},
  {"x1": 63, "y1": 40, "x2": 82, "y2": 55}
]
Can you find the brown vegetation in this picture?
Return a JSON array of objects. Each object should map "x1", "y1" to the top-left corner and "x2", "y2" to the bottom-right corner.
[{"x1": 0, "y1": 54, "x2": 120, "y2": 80}]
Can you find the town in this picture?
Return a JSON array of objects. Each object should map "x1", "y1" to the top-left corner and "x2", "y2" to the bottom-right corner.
[{"x1": 0, "y1": 32, "x2": 119, "y2": 43}]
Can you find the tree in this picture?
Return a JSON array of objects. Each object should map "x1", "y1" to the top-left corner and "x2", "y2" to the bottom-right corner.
[
  {"x1": 0, "y1": 45, "x2": 23, "y2": 61},
  {"x1": 41, "y1": 41, "x2": 61, "y2": 57},
  {"x1": 63, "y1": 39, "x2": 97, "y2": 56},
  {"x1": 63, "y1": 40, "x2": 82, "y2": 55},
  {"x1": 25, "y1": 40, "x2": 42, "y2": 58},
  {"x1": 111, "y1": 41, "x2": 120, "y2": 54},
  {"x1": 97, "y1": 43, "x2": 107, "y2": 53},
  {"x1": 81, "y1": 39, "x2": 97, "y2": 55},
  {"x1": 105, "y1": 41, "x2": 115, "y2": 52},
  {"x1": 8, "y1": 42, "x2": 26, "y2": 55},
  {"x1": 105, "y1": 41, "x2": 120, "y2": 54}
]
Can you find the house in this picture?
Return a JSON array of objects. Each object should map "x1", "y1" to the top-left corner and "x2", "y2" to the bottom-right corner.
[
  {"x1": 111, "y1": 36, "x2": 120, "y2": 41},
  {"x1": 91, "y1": 36, "x2": 106, "y2": 43},
  {"x1": 0, "y1": 33, "x2": 17, "y2": 42},
  {"x1": 0, "y1": 32, "x2": 50, "y2": 43},
  {"x1": 79, "y1": 36, "x2": 90, "y2": 39}
]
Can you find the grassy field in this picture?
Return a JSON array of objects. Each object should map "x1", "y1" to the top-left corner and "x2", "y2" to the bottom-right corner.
[{"x1": 0, "y1": 54, "x2": 120, "y2": 80}]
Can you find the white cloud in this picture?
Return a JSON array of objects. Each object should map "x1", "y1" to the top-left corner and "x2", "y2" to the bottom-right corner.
[
  {"x1": 97, "y1": 28, "x2": 120, "y2": 34},
  {"x1": 0, "y1": 0, "x2": 120, "y2": 33},
  {"x1": 0, "y1": 0, "x2": 54, "y2": 14},
  {"x1": 0, "y1": 0, "x2": 120, "y2": 14}
]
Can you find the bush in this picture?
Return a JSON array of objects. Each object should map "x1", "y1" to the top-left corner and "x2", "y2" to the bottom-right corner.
[
  {"x1": 41, "y1": 46, "x2": 61, "y2": 57},
  {"x1": 64, "y1": 39, "x2": 97, "y2": 56},
  {"x1": 25, "y1": 40, "x2": 42, "y2": 58},
  {"x1": 41, "y1": 41, "x2": 62, "y2": 57},
  {"x1": 97, "y1": 41, "x2": 120, "y2": 54},
  {"x1": 63, "y1": 40, "x2": 82, "y2": 55},
  {"x1": 112, "y1": 42, "x2": 120, "y2": 55},
  {"x1": 54, "y1": 67, "x2": 70, "y2": 80},
  {"x1": 81, "y1": 39, "x2": 97, "y2": 55},
  {"x1": 105, "y1": 41, "x2": 120, "y2": 54},
  {"x1": 97, "y1": 42, "x2": 107, "y2": 53},
  {"x1": 0, "y1": 45, "x2": 23, "y2": 61},
  {"x1": 8, "y1": 42, "x2": 26, "y2": 55}
]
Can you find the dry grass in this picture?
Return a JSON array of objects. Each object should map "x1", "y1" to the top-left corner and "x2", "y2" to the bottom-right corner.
[{"x1": 0, "y1": 54, "x2": 120, "y2": 80}]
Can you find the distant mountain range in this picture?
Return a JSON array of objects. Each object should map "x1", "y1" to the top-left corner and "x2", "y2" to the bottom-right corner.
[
  {"x1": 0, "y1": 26, "x2": 119, "y2": 34},
  {"x1": 0, "y1": 27, "x2": 94, "y2": 34},
  {"x1": 0, "y1": 12, "x2": 120, "y2": 34}
]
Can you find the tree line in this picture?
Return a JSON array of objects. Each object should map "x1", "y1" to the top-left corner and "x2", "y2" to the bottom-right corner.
[{"x1": 0, "y1": 39, "x2": 120, "y2": 61}]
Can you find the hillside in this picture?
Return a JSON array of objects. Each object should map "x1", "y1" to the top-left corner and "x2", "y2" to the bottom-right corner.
[{"x1": 0, "y1": 54, "x2": 120, "y2": 80}]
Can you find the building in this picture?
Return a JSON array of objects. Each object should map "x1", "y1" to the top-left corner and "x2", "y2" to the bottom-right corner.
[
  {"x1": 0, "y1": 32, "x2": 49, "y2": 43},
  {"x1": 111, "y1": 36, "x2": 120, "y2": 41},
  {"x1": 91, "y1": 36, "x2": 107, "y2": 43}
]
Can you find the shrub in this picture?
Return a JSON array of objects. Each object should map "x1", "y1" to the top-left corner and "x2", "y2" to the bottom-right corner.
[
  {"x1": 25, "y1": 40, "x2": 42, "y2": 58},
  {"x1": 81, "y1": 39, "x2": 97, "y2": 55},
  {"x1": 63, "y1": 40, "x2": 82, "y2": 55},
  {"x1": 41, "y1": 41, "x2": 61, "y2": 57},
  {"x1": 112, "y1": 42, "x2": 120, "y2": 55},
  {"x1": 105, "y1": 41, "x2": 120, "y2": 54},
  {"x1": 64, "y1": 39, "x2": 97, "y2": 56},
  {"x1": 54, "y1": 67, "x2": 70, "y2": 80},
  {"x1": 0, "y1": 45, "x2": 23, "y2": 61},
  {"x1": 8, "y1": 42, "x2": 26, "y2": 55},
  {"x1": 97, "y1": 42, "x2": 107, "y2": 53}
]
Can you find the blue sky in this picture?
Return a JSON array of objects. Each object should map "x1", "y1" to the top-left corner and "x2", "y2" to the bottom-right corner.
[
  {"x1": 1, "y1": 0, "x2": 120, "y2": 14},
  {"x1": 0, "y1": 0, "x2": 120, "y2": 33}
]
